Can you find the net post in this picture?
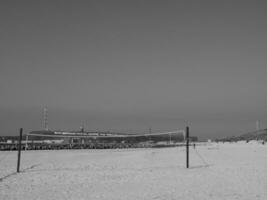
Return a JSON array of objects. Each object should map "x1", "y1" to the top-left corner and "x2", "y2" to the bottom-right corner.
[
  {"x1": 186, "y1": 126, "x2": 189, "y2": 168},
  {"x1": 25, "y1": 134, "x2": 28, "y2": 151},
  {"x1": 17, "y1": 128, "x2": 23, "y2": 173}
]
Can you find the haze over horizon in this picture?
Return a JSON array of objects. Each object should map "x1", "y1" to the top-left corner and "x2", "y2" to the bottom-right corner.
[{"x1": 1, "y1": 1, "x2": 267, "y2": 140}]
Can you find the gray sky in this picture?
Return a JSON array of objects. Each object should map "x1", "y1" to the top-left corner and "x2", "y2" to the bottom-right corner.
[{"x1": 1, "y1": 0, "x2": 267, "y2": 139}]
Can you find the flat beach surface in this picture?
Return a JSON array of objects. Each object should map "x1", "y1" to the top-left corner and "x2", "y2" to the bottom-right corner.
[{"x1": 0, "y1": 142, "x2": 266, "y2": 200}]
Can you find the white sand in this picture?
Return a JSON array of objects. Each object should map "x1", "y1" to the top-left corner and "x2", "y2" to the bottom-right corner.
[{"x1": 0, "y1": 143, "x2": 266, "y2": 200}]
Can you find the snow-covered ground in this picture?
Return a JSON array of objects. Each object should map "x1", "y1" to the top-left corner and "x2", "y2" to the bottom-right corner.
[{"x1": 0, "y1": 142, "x2": 266, "y2": 200}]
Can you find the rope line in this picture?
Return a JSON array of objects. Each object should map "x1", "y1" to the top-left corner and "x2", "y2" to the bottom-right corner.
[{"x1": 194, "y1": 148, "x2": 209, "y2": 166}]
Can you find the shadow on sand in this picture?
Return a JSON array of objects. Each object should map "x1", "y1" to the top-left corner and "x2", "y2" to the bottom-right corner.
[
  {"x1": 0, "y1": 164, "x2": 40, "y2": 182},
  {"x1": 189, "y1": 164, "x2": 213, "y2": 169}
]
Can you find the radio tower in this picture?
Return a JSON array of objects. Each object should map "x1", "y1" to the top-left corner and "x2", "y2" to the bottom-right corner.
[{"x1": 43, "y1": 107, "x2": 48, "y2": 131}]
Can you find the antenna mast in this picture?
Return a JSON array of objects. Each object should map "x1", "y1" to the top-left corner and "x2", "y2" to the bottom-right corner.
[{"x1": 43, "y1": 107, "x2": 48, "y2": 130}]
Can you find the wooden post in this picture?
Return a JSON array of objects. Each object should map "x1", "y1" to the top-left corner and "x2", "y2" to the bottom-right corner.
[
  {"x1": 186, "y1": 126, "x2": 189, "y2": 168},
  {"x1": 25, "y1": 135, "x2": 28, "y2": 150},
  {"x1": 17, "y1": 128, "x2": 23, "y2": 173}
]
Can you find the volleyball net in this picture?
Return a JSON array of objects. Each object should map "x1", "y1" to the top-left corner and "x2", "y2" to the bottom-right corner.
[{"x1": 21, "y1": 129, "x2": 186, "y2": 150}]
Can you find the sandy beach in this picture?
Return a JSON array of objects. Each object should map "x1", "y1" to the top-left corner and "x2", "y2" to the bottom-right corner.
[{"x1": 0, "y1": 142, "x2": 266, "y2": 200}]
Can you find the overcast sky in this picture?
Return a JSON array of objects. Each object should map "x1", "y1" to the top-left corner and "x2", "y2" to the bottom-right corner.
[{"x1": 1, "y1": 0, "x2": 267, "y2": 139}]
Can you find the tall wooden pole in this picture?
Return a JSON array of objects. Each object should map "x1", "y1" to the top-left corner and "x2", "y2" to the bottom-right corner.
[
  {"x1": 17, "y1": 128, "x2": 23, "y2": 173},
  {"x1": 25, "y1": 135, "x2": 28, "y2": 151},
  {"x1": 186, "y1": 126, "x2": 189, "y2": 168}
]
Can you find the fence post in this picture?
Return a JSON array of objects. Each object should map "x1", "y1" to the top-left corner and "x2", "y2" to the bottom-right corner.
[
  {"x1": 186, "y1": 126, "x2": 189, "y2": 168},
  {"x1": 17, "y1": 128, "x2": 23, "y2": 173}
]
